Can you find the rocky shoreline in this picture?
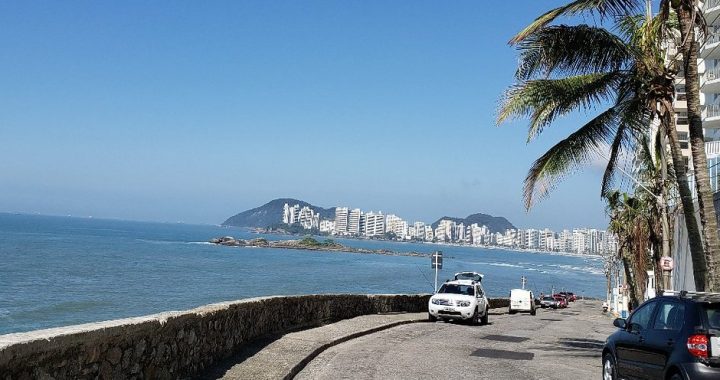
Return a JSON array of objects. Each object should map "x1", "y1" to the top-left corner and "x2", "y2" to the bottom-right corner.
[{"x1": 209, "y1": 236, "x2": 431, "y2": 258}]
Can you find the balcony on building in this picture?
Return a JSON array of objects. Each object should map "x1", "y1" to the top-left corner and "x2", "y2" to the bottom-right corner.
[
  {"x1": 705, "y1": 104, "x2": 720, "y2": 128},
  {"x1": 701, "y1": 29, "x2": 720, "y2": 59},
  {"x1": 705, "y1": 0, "x2": 720, "y2": 25},
  {"x1": 702, "y1": 64, "x2": 720, "y2": 94},
  {"x1": 675, "y1": 91, "x2": 688, "y2": 110}
]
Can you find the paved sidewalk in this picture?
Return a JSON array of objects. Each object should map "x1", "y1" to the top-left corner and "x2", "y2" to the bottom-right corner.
[{"x1": 200, "y1": 312, "x2": 426, "y2": 380}]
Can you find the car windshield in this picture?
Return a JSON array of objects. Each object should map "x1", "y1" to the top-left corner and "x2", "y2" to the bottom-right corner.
[
  {"x1": 703, "y1": 304, "x2": 720, "y2": 329},
  {"x1": 542, "y1": 296, "x2": 555, "y2": 301},
  {"x1": 438, "y1": 284, "x2": 474, "y2": 296}
]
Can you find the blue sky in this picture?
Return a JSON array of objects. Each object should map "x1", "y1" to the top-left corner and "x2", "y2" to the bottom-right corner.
[{"x1": 0, "y1": 1, "x2": 614, "y2": 230}]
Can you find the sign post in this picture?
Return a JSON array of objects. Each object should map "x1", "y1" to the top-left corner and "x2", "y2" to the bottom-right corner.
[
  {"x1": 660, "y1": 256, "x2": 674, "y2": 291},
  {"x1": 431, "y1": 251, "x2": 443, "y2": 293}
]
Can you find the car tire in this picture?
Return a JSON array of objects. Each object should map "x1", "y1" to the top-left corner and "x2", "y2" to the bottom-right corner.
[
  {"x1": 481, "y1": 308, "x2": 489, "y2": 325},
  {"x1": 602, "y1": 353, "x2": 617, "y2": 380},
  {"x1": 471, "y1": 308, "x2": 481, "y2": 326},
  {"x1": 428, "y1": 313, "x2": 437, "y2": 322},
  {"x1": 531, "y1": 307, "x2": 536, "y2": 316},
  {"x1": 669, "y1": 372, "x2": 685, "y2": 380},
  {"x1": 508, "y1": 307, "x2": 516, "y2": 315}
]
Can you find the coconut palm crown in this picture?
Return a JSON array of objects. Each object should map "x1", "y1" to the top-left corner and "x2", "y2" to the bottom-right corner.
[{"x1": 497, "y1": 10, "x2": 673, "y2": 210}]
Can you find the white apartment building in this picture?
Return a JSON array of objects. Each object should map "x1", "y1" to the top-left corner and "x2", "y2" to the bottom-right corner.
[
  {"x1": 435, "y1": 219, "x2": 455, "y2": 242},
  {"x1": 283, "y1": 203, "x2": 299, "y2": 225},
  {"x1": 282, "y1": 203, "x2": 319, "y2": 229},
  {"x1": 424, "y1": 225, "x2": 434, "y2": 241},
  {"x1": 364, "y1": 212, "x2": 385, "y2": 237},
  {"x1": 348, "y1": 208, "x2": 362, "y2": 235},
  {"x1": 334, "y1": 207, "x2": 349, "y2": 234},
  {"x1": 526, "y1": 229, "x2": 539, "y2": 249},
  {"x1": 319, "y1": 219, "x2": 335, "y2": 233},
  {"x1": 413, "y1": 222, "x2": 426, "y2": 240}
]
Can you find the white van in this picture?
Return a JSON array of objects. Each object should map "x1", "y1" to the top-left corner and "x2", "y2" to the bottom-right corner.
[{"x1": 509, "y1": 289, "x2": 536, "y2": 316}]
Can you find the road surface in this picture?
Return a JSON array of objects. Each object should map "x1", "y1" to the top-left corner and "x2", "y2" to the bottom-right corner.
[{"x1": 296, "y1": 300, "x2": 615, "y2": 380}]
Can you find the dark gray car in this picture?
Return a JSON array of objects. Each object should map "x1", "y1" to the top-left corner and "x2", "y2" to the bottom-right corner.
[{"x1": 602, "y1": 292, "x2": 720, "y2": 380}]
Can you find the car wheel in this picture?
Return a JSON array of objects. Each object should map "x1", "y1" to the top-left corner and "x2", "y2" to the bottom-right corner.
[
  {"x1": 428, "y1": 313, "x2": 437, "y2": 322},
  {"x1": 508, "y1": 307, "x2": 516, "y2": 315},
  {"x1": 669, "y1": 372, "x2": 684, "y2": 380},
  {"x1": 481, "y1": 308, "x2": 489, "y2": 325},
  {"x1": 531, "y1": 307, "x2": 536, "y2": 316},
  {"x1": 471, "y1": 308, "x2": 481, "y2": 325},
  {"x1": 602, "y1": 353, "x2": 617, "y2": 380}
]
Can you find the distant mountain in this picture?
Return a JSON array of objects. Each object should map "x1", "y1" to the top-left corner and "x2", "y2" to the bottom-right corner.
[
  {"x1": 221, "y1": 198, "x2": 335, "y2": 228},
  {"x1": 431, "y1": 213, "x2": 516, "y2": 234}
]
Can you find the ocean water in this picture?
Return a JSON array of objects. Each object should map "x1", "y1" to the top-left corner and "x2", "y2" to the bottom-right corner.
[{"x1": 0, "y1": 213, "x2": 606, "y2": 335}]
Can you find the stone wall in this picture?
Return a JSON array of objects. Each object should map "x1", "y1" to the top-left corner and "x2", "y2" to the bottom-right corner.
[
  {"x1": 0, "y1": 294, "x2": 431, "y2": 379},
  {"x1": 0, "y1": 294, "x2": 510, "y2": 379}
]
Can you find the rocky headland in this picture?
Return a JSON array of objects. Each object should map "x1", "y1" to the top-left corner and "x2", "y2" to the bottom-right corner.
[{"x1": 209, "y1": 236, "x2": 430, "y2": 258}]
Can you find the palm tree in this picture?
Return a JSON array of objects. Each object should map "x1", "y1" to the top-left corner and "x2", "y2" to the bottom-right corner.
[
  {"x1": 606, "y1": 190, "x2": 654, "y2": 307},
  {"x1": 500, "y1": 1, "x2": 711, "y2": 291},
  {"x1": 663, "y1": 0, "x2": 720, "y2": 292}
]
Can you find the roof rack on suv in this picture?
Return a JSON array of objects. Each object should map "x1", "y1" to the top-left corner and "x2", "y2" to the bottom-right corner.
[{"x1": 662, "y1": 290, "x2": 720, "y2": 302}]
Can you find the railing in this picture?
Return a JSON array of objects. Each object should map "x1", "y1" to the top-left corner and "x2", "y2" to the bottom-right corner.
[
  {"x1": 705, "y1": 66, "x2": 720, "y2": 83},
  {"x1": 707, "y1": 104, "x2": 720, "y2": 118},
  {"x1": 706, "y1": 0, "x2": 720, "y2": 10},
  {"x1": 706, "y1": 140, "x2": 720, "y2": 156},
  {"x1": 706, "y1": 31, "x2": 720, "y2": 46}
]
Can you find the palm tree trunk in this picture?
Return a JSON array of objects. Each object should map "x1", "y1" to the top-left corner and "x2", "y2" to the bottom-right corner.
[
  {"x1": 659, "y1": 130, "x2": 672, "y2": 291},
  {"x1": 673, "y1": 0, "x2": 720, "y2": 291},
  {"x1": 621, "y1": 254, "x2": 640, "y2": 309},
  {"x1": 664, "y1": 110, "x2": 709, "y2": 290}
]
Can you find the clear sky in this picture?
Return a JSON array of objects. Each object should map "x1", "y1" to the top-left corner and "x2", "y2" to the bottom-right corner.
[{"x1": 0, "y1": 0, "x2": 614, "y2": 230}]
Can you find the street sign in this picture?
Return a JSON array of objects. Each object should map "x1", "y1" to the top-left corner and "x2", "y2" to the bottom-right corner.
[
  {"x1": 660, "y1": 256, "x2": 674, "y2": 271},
  {"x1": 431, "y1": 251, "x2": 443, "y2": 269}
]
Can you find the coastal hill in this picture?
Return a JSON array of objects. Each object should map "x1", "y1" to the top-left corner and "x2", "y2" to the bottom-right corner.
[
  {"x1": 222, "y1": 198, "x2": 516, "y2": 234},
  {"x1": 221, "y1": 198, "x2": 335, "y2": 228},
  {"x1": 431, "y1": 213, "x2": 516, "y2": 234}
]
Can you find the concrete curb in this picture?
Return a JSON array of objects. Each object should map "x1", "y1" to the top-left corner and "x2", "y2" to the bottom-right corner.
[{"x1": 284, "y1": 318, "x2": 425, "y2": 380}]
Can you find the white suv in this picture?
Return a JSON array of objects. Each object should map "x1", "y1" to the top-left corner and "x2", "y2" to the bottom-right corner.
[{"x1": 428, "y1": 272, "x2": 489, "y2": 325}]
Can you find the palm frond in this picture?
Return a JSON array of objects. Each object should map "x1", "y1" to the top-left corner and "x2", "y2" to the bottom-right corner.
[
  {"x1": 510, "y1": 0, "x2": 641, "y2": 44},
  {"x1": 523, "y1": 106, "x2": 621, "y2": 209},
  {"x1": 498, "y1": 72, "x2": 625, "y2": 140},
  {"x1": 600, "y1": 99, "x2": 650, "y2": 196},
  {"x1": 516, "y1": 25, "x2": 632, "y2": 80}
]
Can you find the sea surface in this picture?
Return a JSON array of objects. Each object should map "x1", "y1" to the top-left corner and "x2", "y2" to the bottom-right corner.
[{"x1": 0, "y1": 213, "x2": 606, "y2": 335}]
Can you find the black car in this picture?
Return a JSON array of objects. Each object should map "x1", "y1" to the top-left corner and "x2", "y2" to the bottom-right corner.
[{"x1": 602, "y1": 292, "x2": 720, "y2": 380}]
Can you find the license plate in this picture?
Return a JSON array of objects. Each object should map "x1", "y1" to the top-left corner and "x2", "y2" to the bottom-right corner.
[
  {"x1": 712, "y1": 336, "x2": 720, "y2": 357},
  {"x1": 444, "y1": 307, "x2": 455, "y2": 312}
]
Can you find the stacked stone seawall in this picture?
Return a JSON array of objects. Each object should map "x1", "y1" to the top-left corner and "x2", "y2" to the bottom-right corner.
[{"x1": 0, "y1": 294, "x2": 509, "y2": 379}]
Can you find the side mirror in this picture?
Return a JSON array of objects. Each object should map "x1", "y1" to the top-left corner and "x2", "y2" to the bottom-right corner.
[{"x1": 613, "y1": 318, "x2": 627, "y2": 329}]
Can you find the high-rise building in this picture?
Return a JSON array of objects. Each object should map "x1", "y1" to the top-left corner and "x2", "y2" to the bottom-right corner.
[
  {"x1": 424, "y1": 226, "x2": 434, "y2": 241},
  {"x1": 348, "y1": 208, "x2": 362, "y2": 235},
  {"x1": 364, "y1": 212, "x2": 385, "y2": 237},
  {"x1": 665, "y1": 3, "x2": 720, "y2": 192},
  {"x1": 319, "y1": 220, "x2": 335, "y2": 233},
  {"x1": 335, "y1": 207, "x2": 349, "y2": 234},
  {"x1": 435, "y1": 219, "x2": 455, "y2": 242}
]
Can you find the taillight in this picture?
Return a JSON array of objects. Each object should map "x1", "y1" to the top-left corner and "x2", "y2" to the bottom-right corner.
[{"x1": 687, "y1": 334, "x2": 709, "y2": 359}]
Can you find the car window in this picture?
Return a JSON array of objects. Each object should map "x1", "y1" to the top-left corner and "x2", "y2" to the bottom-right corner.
[
  {"x1": 438, "y1": 284, "x2": 474, "y2": 296},
  {"x1": 628, "y1": 301, "x2": 657, "y2": 332},
  {"x1": 652, "y1": 301, "x2": 685, "y2": 331},
  {"x1": 702, "y1": 305, "x2": 720, "y2": 329}
]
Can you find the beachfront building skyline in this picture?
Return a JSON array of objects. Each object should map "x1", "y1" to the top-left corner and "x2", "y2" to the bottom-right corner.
[{"x1": 280, "y1": 203, "x2": 616, "y2": 255}]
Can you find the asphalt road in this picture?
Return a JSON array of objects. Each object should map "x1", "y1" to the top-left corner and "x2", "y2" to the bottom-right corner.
[{"x1": 295, "y1": 300, "x2": 616, "y2": 380}]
